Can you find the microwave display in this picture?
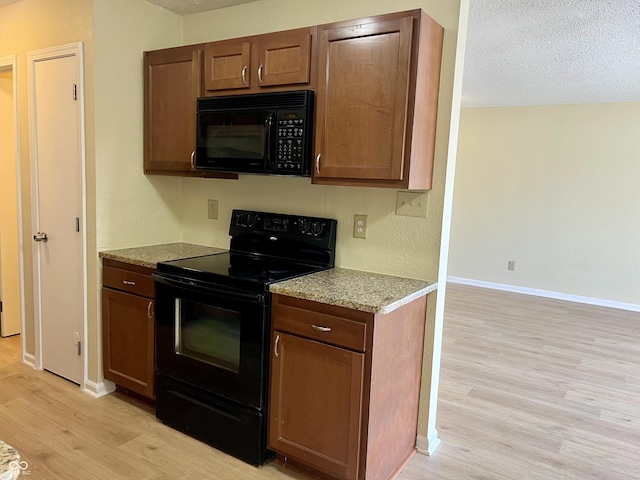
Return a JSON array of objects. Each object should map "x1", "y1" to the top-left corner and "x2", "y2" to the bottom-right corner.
[{"x1": 195, "y1": 90, "x2": 314, "y2": 176}]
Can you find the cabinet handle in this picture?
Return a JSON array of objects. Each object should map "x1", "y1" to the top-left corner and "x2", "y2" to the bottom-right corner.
[
  {"x1": 122, "y1": 280, "x2": 136, "y2": 286},
  {"x1": 312, "y1": 325, "x2": 332, "y2": 332},
  {"x1": 190, "y1": 150, "x2": 195, "y2": 169},
  {"x1": 257, "y1": 64, "x2": 263, "y2": 84},
  {"x1": 315, "y1": 154, "x2": 321, "y2": 175},
  {"x1": 241, "y1": 65, "x2": 248, "y2": 85},
  {"x1": 147, "y1": 301, "x2": 153, "y2": 320},
  {"x1": 274, "y1": 334, "x2": 280, "y2": 358}
]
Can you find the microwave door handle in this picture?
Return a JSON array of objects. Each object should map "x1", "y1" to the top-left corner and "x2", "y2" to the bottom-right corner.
[{"x1": 265, "y1": 112, "x2": 275, "y2": 171}]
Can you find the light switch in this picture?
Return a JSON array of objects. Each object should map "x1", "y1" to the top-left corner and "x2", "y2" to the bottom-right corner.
[{"x1": 395, "y1": 191, "x2": 428, "y2": 218}]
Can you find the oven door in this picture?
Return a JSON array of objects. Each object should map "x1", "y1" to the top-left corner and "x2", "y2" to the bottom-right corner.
[
  {"x1": 153, "y1": 273, "x2": 268, "y2": 409},
  {"x1": 195, "y1": 109, "x2": 275, "y2": 173}
]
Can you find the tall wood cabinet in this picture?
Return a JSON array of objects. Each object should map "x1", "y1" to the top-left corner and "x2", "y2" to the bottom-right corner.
[
  {"x1": 143, "y1": 45, "x2": 238, "y2": 179},
  {"x1": 144, "y1": 45, "x2": 203, "y2": 176},
  {"x1": 313, "y1": 10, "x2": 444, "y2": 189},
  {"x1": 204, "y1": 27, "x2": 315, "y2": 94},
  {"x1": 268, "y1": 293, "x2": 428, "y2": 480},
  {"x1": 102, "y1": 259, "x2": 155, "y2": 399}
]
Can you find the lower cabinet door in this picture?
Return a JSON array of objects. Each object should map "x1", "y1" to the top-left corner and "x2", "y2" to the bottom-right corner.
[
  {"x1": 268, "y1": 331, "x2": 364, "y2": 480},
  {"x1": 102, "y1": 288, "x2": 154, "y2": 398}
]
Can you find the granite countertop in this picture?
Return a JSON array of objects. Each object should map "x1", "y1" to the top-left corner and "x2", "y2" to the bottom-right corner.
[
  {"x1": 99, "y1": 242, "x2": 227, "y2": 269},
  {"x1": 0, "y1": 440, "x2": 20, "y2": 480},
  {"x1": 270, "y1": 267, "x2": 437, "y2": 314}
]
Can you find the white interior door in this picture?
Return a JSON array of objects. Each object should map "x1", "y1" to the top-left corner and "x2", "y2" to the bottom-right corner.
[{"x1": 29, "y1": 44, "x2": 85, "y2": 385}]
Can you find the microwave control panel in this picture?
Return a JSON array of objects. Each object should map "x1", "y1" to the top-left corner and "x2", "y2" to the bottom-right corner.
[{"x1": 276, "y1": 110, "x2": 306, "y2": 174}]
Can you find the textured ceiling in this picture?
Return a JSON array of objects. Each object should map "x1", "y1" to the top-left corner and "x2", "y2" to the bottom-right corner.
[
  {"x1": 142, "y1": 0, "x2": 257, "y2": 15},
  {"x1": 3, "y1": 0, "x2": 638, "y2": 107},
  {"x1": 463, "y1": 0, "x2": 640, "y2": 107}
]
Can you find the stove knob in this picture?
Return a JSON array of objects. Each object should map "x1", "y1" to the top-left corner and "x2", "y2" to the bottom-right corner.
[
  {"x1": 299, "y1": 218, "x2": 310, "y2": 233},
  {"x1": 246, "y1": 213, "x2": 258, "y2": 227},
  {"x1": 311, "y1": 221, "x2": 324, "y2": 236}
]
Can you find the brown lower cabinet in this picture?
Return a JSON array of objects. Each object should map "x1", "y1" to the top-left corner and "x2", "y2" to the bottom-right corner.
[
  {"x1": 268, "y1": 293, "x2": 428, "y2": 480},
  {"x1": 101, "y1": 259, "x2": 155, "y2": 399}
]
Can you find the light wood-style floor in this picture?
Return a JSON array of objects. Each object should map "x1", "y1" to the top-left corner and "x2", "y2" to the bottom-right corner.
[{"x1": 1, "y1": 284, "x2": 639, "y2": 479}]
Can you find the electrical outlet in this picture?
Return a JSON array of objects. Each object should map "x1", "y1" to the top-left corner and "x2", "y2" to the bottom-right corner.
[
  {"x1": 207, "y1": 199, "x2": 218, "y2": 220},
  {"x1": 508, "y1": 260, "x2": 515, "y2": 271},
  {"x1": 395, "y1": 191, "x2": 428, "y2": 217},
  {"x1": 353, "y1": 214, "x2": 367, "y2": 239}
]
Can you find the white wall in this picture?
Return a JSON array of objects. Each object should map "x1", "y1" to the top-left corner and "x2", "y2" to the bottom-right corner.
[
  {"x1": 449, "y1": 103, "x2": 640, "y2": 306},
  {"x1": 94, "y1": 0, "x2": 186, "y2": 250}
]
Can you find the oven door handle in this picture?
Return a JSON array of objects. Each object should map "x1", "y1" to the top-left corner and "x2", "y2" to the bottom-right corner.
[{"x1": 152, "y1": 273, "x2": 265, "y2": 304}]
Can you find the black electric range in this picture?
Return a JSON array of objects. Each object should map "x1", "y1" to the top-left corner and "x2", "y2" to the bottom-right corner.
[{"x1": 152, "y1": 209, "x2": 337, "y2": 466}]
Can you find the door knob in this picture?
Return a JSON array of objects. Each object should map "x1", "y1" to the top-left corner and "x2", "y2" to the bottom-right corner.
[{"x1": 33, "y1": 232, "x2": 48, "y2": 242}]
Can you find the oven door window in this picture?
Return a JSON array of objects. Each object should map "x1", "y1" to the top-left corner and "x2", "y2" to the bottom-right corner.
[{"x1": 175, "y1": 298, "x2": 241, "y2": 373}]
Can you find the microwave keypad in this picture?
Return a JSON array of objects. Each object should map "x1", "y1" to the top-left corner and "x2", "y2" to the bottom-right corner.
[{"x1": 277, "y1": 111, "x2": 305, "y2": 173}]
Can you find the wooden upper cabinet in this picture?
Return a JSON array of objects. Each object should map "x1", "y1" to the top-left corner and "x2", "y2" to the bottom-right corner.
[
  {"x1": 144, "y1": 45, "x2": 203, "y2": 176},
  {"x1": 313, "y1": 10, "x2": 444, "y2": 189},
  {"x1": 255, "y1": 29, "x2": 312, "y2": 87},
  {"x1": 204, "y1": 27, "x2": 315, "y2": 94},
  {"x1": 204, "y1": 40, "x2": 252, "y2": 91}
]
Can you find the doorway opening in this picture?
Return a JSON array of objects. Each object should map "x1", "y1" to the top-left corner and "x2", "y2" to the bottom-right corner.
[{"x1": 0, "y1": 55, "x2": 25, "y2": 366}]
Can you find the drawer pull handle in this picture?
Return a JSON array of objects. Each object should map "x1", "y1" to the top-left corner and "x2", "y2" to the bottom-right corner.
[
  {"x1": 312, "y1": 325, "x2": 332, "y2": 332},
  {"x1": 147, "y1": 301, "x2": 153, "y2": 320},
  {"x1": 122, "y1": 280, "x2": 136, "y2": 286},
  {"x1": 274, "y1": 334, "x2": 280, "y2": 358}
]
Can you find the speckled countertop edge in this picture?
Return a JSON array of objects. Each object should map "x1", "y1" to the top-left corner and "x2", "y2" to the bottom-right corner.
[
  {"x1": 99, "y1": 242, "x2": 227, "y2": 269},
  {"x1": 0, "y1": 440, "x2": 20, "y2": 476},
  {"x1": 270, "y1": 267, "x2": 437, "y2": 314}
]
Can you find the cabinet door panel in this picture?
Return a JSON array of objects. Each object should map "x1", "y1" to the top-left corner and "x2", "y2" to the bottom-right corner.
[
  {"x1": 144, "y1": 46, "x2": 203, "y2": 175},
  {"x1": 315, "y1": 16, "x2": 413, "y2": 182},
  {"x1": 268, "y1": 331, "x2": 363, "y2": 480},
  {"x1": 102, "y1": 288, "x2": 154, "y2": 398},
  {"x1": 204, "y1": 41, "x2": 251, "y2": 91},
  {"x1": 257, "y1": 31, "x2": 311, "y2": 87}
]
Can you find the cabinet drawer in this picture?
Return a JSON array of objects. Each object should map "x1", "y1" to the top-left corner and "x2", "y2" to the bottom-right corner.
[
  {"x1": 272, "y1": 301, "x2": 367, "y2": 352},
  {"x1": 103, "y1": 266, "x2": 154, "y2": 298}
]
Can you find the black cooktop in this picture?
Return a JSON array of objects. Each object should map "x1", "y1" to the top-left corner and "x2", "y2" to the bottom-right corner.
[
  {"x1": 156, "y1": 209, "x2": 337, "y2": 292},
  {"x1": 157, "y1": 251, "x2": 327, "y2": 292}
]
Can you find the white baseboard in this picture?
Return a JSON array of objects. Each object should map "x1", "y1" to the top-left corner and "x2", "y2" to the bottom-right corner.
[
  {"x1": 22, "y1": 352, "x2": 36, "y2": 368},
  {"x1": 447, "y1": 277, "x2": 640, "y2": 313},
  {"x1": 83, "y1": 379, "x2": 116, "y2": 398},
  {"x1": 416, "y1": 432, "x2": 440, "y2": 456}
]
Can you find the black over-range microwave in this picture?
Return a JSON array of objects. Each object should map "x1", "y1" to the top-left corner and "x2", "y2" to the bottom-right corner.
[{"x1": 195, "y1": 90, "x2": 314, "y2": 176}]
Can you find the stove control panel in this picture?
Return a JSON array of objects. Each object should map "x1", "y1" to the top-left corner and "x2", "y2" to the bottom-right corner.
[{"x1": 231, "y1": 210, "x2": 336, "y2": 239}]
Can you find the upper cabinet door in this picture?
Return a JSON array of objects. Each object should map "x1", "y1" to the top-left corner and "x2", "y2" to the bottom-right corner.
[
  {"x1": 144, "y1": 45, "x2": 204, "y2": 175},
  {"x1": 255, "y1": 29, "x2": 312, "y2": 87},
  {"x1": 314, "y1": 11, "x2": 443, "y2": 189},
  {"x1": 315, "y1": 16, "x2": 413, "y2": 184},
  {"x1": 204, "y1": 40, "x2": 252, "y2": 91},
  {"x1": 204, "y1": 27, "x2": 315, "y2": 95}
]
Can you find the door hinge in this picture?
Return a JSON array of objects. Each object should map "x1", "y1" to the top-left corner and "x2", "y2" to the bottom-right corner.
[
  {"x1": 76, "y1": 217, "x2": 80, "y2": 232},
  {"x1": 73, "y1": 83, "x2": 78, "y2": 101}
]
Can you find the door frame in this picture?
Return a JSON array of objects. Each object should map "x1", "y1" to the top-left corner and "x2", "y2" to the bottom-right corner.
[
  {"x1": 0, "y1": 54, "x2": 26, "y2": 355},
  {"x1": 27, "y1": 42, "x2": 88, "y2": 388}
]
